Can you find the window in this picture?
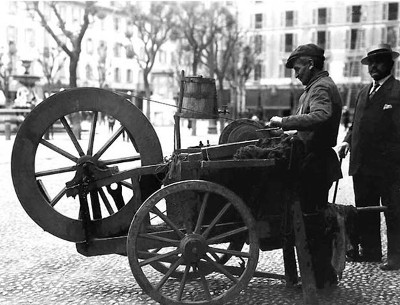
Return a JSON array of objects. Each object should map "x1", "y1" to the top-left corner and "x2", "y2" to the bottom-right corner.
[
  {"x1": 346, "y1": 28, "x2": 365, "y2": 50},
  {"x1": 318, "y1": 8, "x2": 327, "y2": 24},
  {"x1": 284, "y1": 33, "x2": 295, "y2": 53},
  {"x1": 386, "y1": 26, "x2": 398, "y2": 47},
  {"x1": 286, "y1": 11, "x2": 294, "y2": 27},
  {"x1": 254, "y1": 35, "x2": 263, "y2": 54},
  {"x1": 85, "y1": 64, "x2": 93, "y2": 80},
  {"x1": 395, "y1": 61, "x2": 400, "y2": 78},
  {"x1": 126, "y1": 69, "x2": 132, "y2": 83},
  {"x1": 254, "y1": 61, "x2": 262, "y2": 81},
  {"x1": 314, "y1": 31, "x2": 330, "y2": 50},
  {"x1": 280, "y1": 63, "x2": 292, "y2": 78},
  {"x1": 113, "y1": 43, "x2": 122, "y2": 57},
  {"x1": 389, "y1": 2, "x2": 399, "y2": 20},
  {"x1": 7, "y1": 26, "x2": 17, "y2": 43},
  {"x1": 255, "y1": 13, "x2": 263, "y2": 29},
  {"x1": 347, "y1": 5, "x2": 362, "y2": 23},
  {"x1": 114, "y1": 67, "x2": 121, "y2": 82},
  {"x1": 86, "y1": 38, "x2": 93, "y2": 54},
  {"x1": 25, "y1": 28, "x2": 35, "y2": 48},
  {"x1": 344, "y1": 58, "x2": 361, "y2": 77},
  {"x1": 114, "y1": 17, "x2": 120, "y2": 31}
]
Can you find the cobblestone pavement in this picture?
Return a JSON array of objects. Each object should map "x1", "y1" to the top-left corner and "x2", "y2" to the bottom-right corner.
[{"x1": 1, "y1": 122, "x2": 399, "y2": 305}]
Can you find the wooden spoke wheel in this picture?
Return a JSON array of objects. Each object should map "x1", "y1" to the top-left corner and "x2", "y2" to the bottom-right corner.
[
  {"x1": 11, "y1": 88, "x2": 163, "y2": 242},
  {"x1": 127, "y1": 180, "x2": 259, "y2": 305}
]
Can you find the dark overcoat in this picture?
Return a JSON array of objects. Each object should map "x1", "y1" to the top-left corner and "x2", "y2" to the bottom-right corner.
[
  {"x1": 281, "y1": 71, "x2": 343, "y2": 184},
  {"x1": 344, "y1": 75, "x2": 400, "y2": 176}
]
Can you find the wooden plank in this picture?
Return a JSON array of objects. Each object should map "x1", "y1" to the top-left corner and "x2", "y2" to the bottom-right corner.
[
  {"x1": 201, "y1": 140, "x2": 258, "y2": 160},
  {"x1": 292, "y1": 199, "x2": 318, "y2": 304},
  {"x1": 200, "y1": 159, "x2": 275, "y2": 169}
]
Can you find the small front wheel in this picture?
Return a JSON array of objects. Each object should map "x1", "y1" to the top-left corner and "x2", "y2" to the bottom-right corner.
[{"x1": 127, "y1": 180, "x2": 259, "y2": 305}]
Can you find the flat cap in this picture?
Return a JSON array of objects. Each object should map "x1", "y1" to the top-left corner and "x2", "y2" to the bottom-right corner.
[
  {"x1": 361, "y1": 43, "x2": 399, "y2": 65},
  {"x1": 286, "y1": 43, "x2": 325, "y2": 68}
]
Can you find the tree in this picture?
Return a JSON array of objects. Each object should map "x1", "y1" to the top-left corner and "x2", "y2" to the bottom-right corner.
[
  {"x1": 37, "y1": 46, "x2": 67, "y2": 91},
  {"x1": 177, "y1": 2, "x2": 220, "y2": 76},
  {"x1": 28, "y1": 1, "x2": 97, "y2": 88},
  {"x1": 227, "y1": 45, "x2": 256, "y2": 118},
  {"x1": 0, "y1": 41, "x2": 17, "y2": 106},
  {"x1": 125, "y1": 2, "x2": 178, "y2": 118}
]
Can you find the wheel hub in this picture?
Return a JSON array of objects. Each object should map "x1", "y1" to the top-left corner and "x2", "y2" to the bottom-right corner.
[{"x1": 180, "y1": 234, "x2": 207, "y2": 263}]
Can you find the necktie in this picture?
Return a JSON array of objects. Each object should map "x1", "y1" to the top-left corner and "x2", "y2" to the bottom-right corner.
[{"x1": 369, "y1": 82, "x2": 380, "y2": 98}]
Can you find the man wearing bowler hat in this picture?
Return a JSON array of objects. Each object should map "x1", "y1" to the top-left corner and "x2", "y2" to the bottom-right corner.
[
  {"x1": 338, "y1": 43, "x2": 400, "y2": 270},
  {"x1": 269, "y1": 43, "x2": 343, "y2": 288}
]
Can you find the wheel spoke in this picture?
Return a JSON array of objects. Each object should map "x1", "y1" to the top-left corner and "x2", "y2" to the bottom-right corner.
[
  {"x1": 155, "y1": 256, "x2": 184, "y2": 291},
  {"x1": 194, "y1": 192, "x2": 209, "y2": 234},
  {"x1": 138, "y1": 233, "x2": 180, "y2": 246},
  {"x1": 98, "y1": 187, "x2": 115, "y2": 215},
  {"x1": 90, "y1": 190, "x2": 102, "y2": 219},
  {"x1": 101, "y1": 155, "x2": 141, "y2": 166},
  {"x1": 151, "y1": 206, "x2": 185, "y2": 238},
  {"x1": 40, "y1": 139, "x2": 79, "y2": 163},
  {"x1": 139, "y1": 248, "x2": 180, "y2": 267},
  {"x1": 87, "y1": 111, "x2": 98, "y2": 156},
  {"x1": 93, "y1": 126, "x2": 124, "y2": 161},
  {"x1": 60, "y1": 117, "x2": 85, "y2": 157},
  {"x1": 202, "y1": 202, "x2": 232, "y2": 238},
  {"x1": 50, "y1": 187, "x2": 67, "y2": 207},
  {"x1": 177, "y1": 264, "x2": 191, "y2": 301},
  {"x1": 120, "y1": 180, "x2": 133, "y2": 190},
  {"x1": 206, "y1": 226, "x2": 248, "y2": 244},
  {"x1": 208, "y1": 246, "x2": 250, "y2": 258},
  {"x1": 204, "y1": 254, "x2": 238, "y2": 284},
  {"x1": 198, "y1": 265, "x2": 212, "y2": 301},
  {"x1": 35, "y1": 165, "x2": 77, "y2": 177}
]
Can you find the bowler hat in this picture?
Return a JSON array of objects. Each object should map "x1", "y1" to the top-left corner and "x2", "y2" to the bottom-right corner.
[
  {"x1": 361, "y1": 43, "x2": 399, "y2": 65},
  {"x1": 286, "y1": 43, "x2": 325, "y2": 68}
]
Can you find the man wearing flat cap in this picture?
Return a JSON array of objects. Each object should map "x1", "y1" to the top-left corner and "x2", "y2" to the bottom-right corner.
[
  {"x1": 338, "y1": 43, "x2": 400, "y2": 271},
  {"x1": 269, "y1": 43, "x2": 343, "y2": 288}
]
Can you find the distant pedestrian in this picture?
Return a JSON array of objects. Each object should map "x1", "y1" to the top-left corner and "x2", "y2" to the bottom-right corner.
[
  {"x1": 342, "y1": 106, "x2": 350, "y2": 131},
  {"x1": 108, "y1": 116, "x2": 115, "y2": 133}
]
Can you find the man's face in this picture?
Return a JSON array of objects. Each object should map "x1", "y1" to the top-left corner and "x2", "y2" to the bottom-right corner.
[
  {"x1": 367, "y1": 55, "x2": 393, "y2": 81},
  {"x1": 293, "y1": 58, "x2": 313, "y2": 86}
]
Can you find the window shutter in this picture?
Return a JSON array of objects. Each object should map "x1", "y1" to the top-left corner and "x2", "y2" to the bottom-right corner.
[
  {"x1": 294, "y1": 33, "x2": 298, "y2": 48},
  {"x1": 327, "y1": 31, "x2": 331, "y2": 49},
  {"x1": 312, "y1": 31, "x2": 316, "y2": 44},
  {"x1": 383, "y1": 3, "x2": 388, "y2": 20},
  {"x1": 361, "y1": 5, "x2": 367, "y2": 22},
  {"x1": 327, "y1": 8, "x2": 332, "y2": 24},
  {"x1": 361, "y1": 29, "x2": 366, "y2": 48},
  {"x1": 294, "y1": 11, "x2": 298, "y2": 26},
  {"x1": 313, "y1": 9, "x2": 316, "y2": 24},
  {"x1": 280, "y1": 34, "x2": 283, "y2": 52},
  {"x1": 346, "y1": 6, "x2": 351, "y2": 23},
  {"x1": 381, "y1": 27, "x2": 387, "y2": 43},
  {"x1": 281, "y1": 12, "x2": 284, "y2": 27}
]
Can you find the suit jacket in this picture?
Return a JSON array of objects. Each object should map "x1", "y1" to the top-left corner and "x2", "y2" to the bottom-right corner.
[
  {"x1": 344, "y1": 75, "x2": 400, "y2": 176},
  {"x1": 282, "y1": 71, "x2": 343, "y2": 183}
]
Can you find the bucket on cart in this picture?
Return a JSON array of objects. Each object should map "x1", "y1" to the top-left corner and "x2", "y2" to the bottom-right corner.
[{"x1": 178, "y1": 76, "x2": 218, "y2": 119}]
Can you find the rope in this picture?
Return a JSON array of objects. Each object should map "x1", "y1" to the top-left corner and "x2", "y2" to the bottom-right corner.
[{"x1": 115, "y1": 90, "x2": 235, "y2": 122}]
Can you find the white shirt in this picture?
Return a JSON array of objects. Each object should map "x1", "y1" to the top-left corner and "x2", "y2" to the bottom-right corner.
[{"x1": 369, "y1": 74, "x2": 391, "y2": 94}]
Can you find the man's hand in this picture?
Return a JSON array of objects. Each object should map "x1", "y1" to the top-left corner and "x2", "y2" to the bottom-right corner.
[
  {"x1": 337, "y1": 142, "x2": 350, "y2": 158},
  {"x1": 269, "y1": 116, "x2": 283, "y2": 128}
]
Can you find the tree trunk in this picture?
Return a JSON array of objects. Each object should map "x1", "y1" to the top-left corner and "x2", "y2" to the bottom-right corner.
[
  {"x1": 144, "y1": 71, "x2": 151, "y2": 119},
  {"x1": 69, "y1": 56, "x2": 78, "y2": 88}
]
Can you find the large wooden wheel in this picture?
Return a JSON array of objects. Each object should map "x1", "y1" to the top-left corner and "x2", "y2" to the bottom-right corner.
[
  {"x1": 11, "y1": 88, "x2": 163, "y2": 242},
  {"x1": 127, "y1": 180, "x2": 259, "y2": 305}
]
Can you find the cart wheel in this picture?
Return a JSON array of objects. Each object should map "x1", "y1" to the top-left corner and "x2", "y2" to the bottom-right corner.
[
  {"x1": 127, "y1": 180, "x2": 259, "y2": 305},
  {"x1": 11, "y1": 88, "x2": 163, "y2": 242}
]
